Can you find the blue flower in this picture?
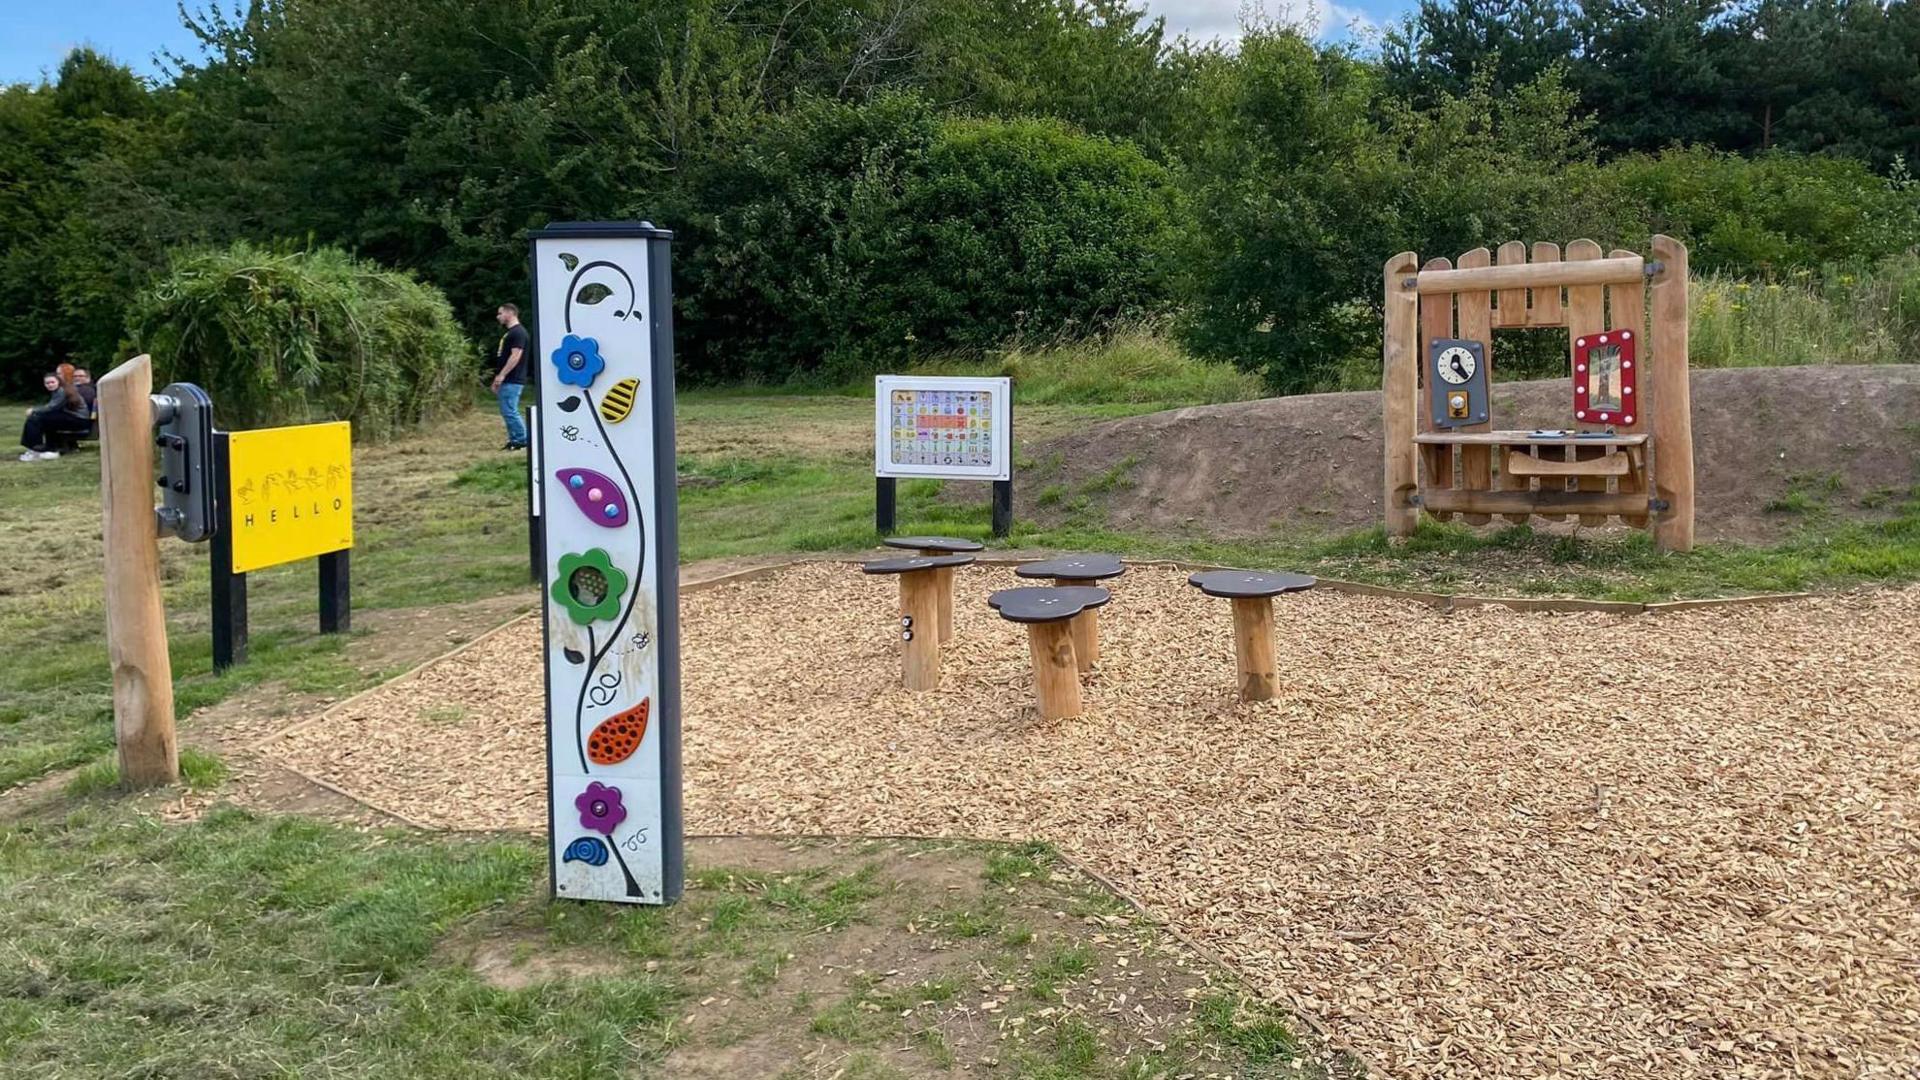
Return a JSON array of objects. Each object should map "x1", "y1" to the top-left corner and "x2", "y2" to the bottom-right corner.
[{"x1": 552, "y1": 335, "x2": 606, "y2": 388}]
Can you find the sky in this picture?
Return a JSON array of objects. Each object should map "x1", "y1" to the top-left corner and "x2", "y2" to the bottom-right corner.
[{"x1": 0, "y1": 0, "x2": 1403, "y2": 86}]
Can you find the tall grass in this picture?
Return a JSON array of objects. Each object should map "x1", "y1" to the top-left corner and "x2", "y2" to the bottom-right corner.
[
  {"x1": 902, "y1": 323, "x2": 1265, "y2": 406},
  {"x1": 1692, "y1": 252, "x2": 1920, "y2": 368}
]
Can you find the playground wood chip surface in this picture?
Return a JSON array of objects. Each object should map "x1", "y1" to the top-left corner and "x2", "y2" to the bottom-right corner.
[{"x1": 267, "y1": 563, "x2": 1920, "y2": 1079}]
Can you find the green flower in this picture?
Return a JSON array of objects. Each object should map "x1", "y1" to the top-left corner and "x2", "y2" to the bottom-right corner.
[{"x1": 553, "y1": 548, "x2": 628, "y2": 625}]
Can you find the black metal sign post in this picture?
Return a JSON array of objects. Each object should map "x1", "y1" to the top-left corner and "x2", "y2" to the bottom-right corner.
[{"x1": 210, "y1": 432, "x2": 248, "y2": 671}]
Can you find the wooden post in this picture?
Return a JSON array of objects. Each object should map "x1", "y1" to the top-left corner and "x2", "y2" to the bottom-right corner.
[
  {"x1": 1382, "y1": 252, "x2": 1420, "y2": 537},
  {"x1": 1025, "y1": 621, "x2": 1082, "y2": 719},
  {"x1": 1229, "y1": 597, "x2": 1277, "y2": 703},
  {"x1": 1650, "y1": 235, "x2": 1695, "y2": 552},
  {"x1": 1454, "y1": 247, "x2": 1494, "y2": 525},
  {"x1": 898, "y1": 569, "x2": 941, "y2": 690},
  {"x1": 933, "y1": 565, "x2": 956, "y2": 644},
  {"x1": 97, "y1": 355, "x2": 179, "y2": 787},
  {"x1": 1054, "y1": 577, "x2": 1099, "y2": 670}
]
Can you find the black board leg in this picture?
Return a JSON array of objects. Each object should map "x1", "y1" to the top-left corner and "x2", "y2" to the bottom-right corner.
[
  {"x1": 318, "y1": 550, "x2": 350, "y2": 634},
  {"x1": 991, "y1": 479, "x2": 1013, "y2": 538},
  {"x1": 210, "y1": 432, "x2": 248, "y2": 671},
  {"x1": 876, "y1": 476, "x2": 897, "y2": 536}
]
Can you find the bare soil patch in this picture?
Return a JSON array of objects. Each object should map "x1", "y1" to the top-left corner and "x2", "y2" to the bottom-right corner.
[
  {"x1": 1026, "y1": 365, "x2": 1920, "y2": 543},
  {"x1": 266, "y1": 562, "x2": 1920, "y2": 1078}
]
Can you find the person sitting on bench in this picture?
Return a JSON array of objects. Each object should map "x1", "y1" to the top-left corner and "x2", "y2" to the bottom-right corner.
[{"x1": 18, "y1": 364, "x2": 91, "y2": 462}]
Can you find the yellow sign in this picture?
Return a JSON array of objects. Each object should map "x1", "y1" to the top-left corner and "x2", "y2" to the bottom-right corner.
[{"x1": 227, "y1": 421, "x2": 354, "y2": 573}]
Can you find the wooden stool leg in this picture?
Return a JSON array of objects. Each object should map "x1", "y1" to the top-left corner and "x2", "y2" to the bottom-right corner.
[
  {"x1": 1026, "y1": 621, "x2": 1082, "y2": 719},
  {"x1": 1229, "y1": 596, "x2": 1277, "y2": 702},
  {"x1": 935, "y1": 565, "x2": 955, "y2": 644},
  {"x1": 1053, "y1": 577, "x2": 1099, "y2": 670},
  {"x1": 899, "y1": 571, "x2": 941, "y2": 691}
]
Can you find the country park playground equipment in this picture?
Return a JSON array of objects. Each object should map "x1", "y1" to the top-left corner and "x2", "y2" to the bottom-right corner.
[{"x1": 1381, "y1": 236, "x2": 1697, "y2": 552}]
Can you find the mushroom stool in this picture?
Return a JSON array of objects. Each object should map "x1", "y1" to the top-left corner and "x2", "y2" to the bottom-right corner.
[
  {"x1": 988, "y1": 586, "x2": 1111, "y2": 720},
  {"x1": 1014, "y1": 554, "x2": 1125, "y2": 671},
  {"x1": 863, "y1": 553, "x2": 978, "y2": 690},
  {"x1": 882, "y1": 536, "x2": 986, "y2": 644},
  {"x1": 1186, "y1": 570, "x2": 1317, "y2": 702}
]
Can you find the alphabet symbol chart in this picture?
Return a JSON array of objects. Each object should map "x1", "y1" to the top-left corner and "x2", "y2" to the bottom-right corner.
[
  {"x1": 890, "y1": 389, "x2": 995, "y2": 468},
  {"x1": 873, "y1": 376, "x2": 1012, "y2": 481}
]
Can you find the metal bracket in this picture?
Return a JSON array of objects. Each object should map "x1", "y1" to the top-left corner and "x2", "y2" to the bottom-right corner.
[
  {"x1": 1644, "y1": 260, "x2": 1665, "y2": 278},
  {"x1": 1408, "y1": 493, "x2": 1424, "y2": 507},
  {"x1": 1648, "y1": 497, "x2": 1671, "y2": 512},
  {"x1": 152, "y1": 382, "x2": 216, "y2": 542}
]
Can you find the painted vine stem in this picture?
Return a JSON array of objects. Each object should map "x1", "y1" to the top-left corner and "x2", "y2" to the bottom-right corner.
[{"x1": 563, "y1": 257, "x2": 646, "y2": 774}]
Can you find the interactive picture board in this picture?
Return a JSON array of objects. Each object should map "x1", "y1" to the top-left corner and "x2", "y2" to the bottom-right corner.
[
  {"x1": 530, "y1": 222, "x2": 682, "y2": 906},
  {"x1": 225, "y1": 421, "x2": 353, "y2": 573},
  {"x1": 874, "y1": 376, "x2": 1012, "y2": 481}
]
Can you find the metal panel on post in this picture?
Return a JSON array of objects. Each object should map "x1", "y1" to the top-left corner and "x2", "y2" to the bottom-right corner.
[{"x1": 531, "y1": 221, "x2": 683, "y2": 906}]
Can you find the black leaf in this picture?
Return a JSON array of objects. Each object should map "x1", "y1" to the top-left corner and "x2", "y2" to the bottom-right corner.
[
  {"x1": 559, "y1": 253, "x2": 578, "y2": 270},
  {"x1": 558, "y1": 396, "x2": 581, "y2": 412},
  {"x1": 563, "y1": 647, "x2": 585, "y2": 664},
  {"x1": 576, "y1": 283, "x2": 613, "y2": 305}
]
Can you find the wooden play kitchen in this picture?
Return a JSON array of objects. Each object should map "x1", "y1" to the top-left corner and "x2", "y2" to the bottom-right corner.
[
  {"x1": 862, "y1": 553, "x2": 977, "y2": 690},
  {"x1": 1015, "y1": 554, "x2": 1125, "y2": 670},
  {"x1": 1187, "y1": 570, "x2": 1316, "y2": 702},
  {"x1": 1381, "y1": 236, "x2": 1697, "y2": 551},
  {"x1": 882, "y1": 536, "x2": 984, "y2": 643},
  {"x1": 988, "y1": 586, "x2": 1112, "y2": 720}
]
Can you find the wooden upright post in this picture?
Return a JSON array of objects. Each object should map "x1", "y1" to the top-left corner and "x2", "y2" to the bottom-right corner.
[
  {"x1": 97, "y1": 355, "x2": 179, "y2": 787},
  {"x1": 1054, "y1": 578, "x2": 1100, "y2": 670},
  {"x1": 1649, "y1": 236, "x2": 1695, "y2": 552},
  {"x1": 1229, "y1": 597, "x2": 1278, "y2": 703},
  {"x1": 1025, "y1": 621, "x2": 1082, "y2": 720},
  {"x1": 898, "y1": 570, "x2": 942, "y2": 690},
  {"x1": 1382, "y1": 252, "x2": 1420, "y2": 537}
]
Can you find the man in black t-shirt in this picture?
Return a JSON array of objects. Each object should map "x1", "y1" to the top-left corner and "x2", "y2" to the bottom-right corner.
[{"x1": 491, "y1": 304, "x2": 531, "y2": 450}]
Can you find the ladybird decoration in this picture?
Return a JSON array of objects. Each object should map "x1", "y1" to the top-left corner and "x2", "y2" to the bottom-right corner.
[
  {"x1": 587, "y1": 698, "x2": 650, "y2": 765},
  {"x1": 599, "y1": 378, "x2": 641, "y2": 424}
]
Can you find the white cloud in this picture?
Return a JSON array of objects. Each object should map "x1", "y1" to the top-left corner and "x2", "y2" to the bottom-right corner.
[{"x1": 1138, "y1": 0, "x2": 1376, "y2": 45}]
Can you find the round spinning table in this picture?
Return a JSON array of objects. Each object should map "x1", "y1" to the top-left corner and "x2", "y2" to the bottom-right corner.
[
  {"x1": 988, "y1": 586, "x2": 1112, "y2": 720},
  {"x1": 883, "y1": 536, "x2": 986, "y2": 644},
  {"x1": 1186, "y1": 569, "x2": 1316, "y2": 702},
  {"x1": 1015, "y1": 554, "x2": 1125, "y2": 670}
]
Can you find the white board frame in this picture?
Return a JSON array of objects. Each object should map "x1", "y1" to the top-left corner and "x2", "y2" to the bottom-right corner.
[
  {"x1": 530, "y1": 222, "x2": 682, "y2": 906},
  {"x1": 874, "y1": 375, "x2": 1013, "y2": 481}
]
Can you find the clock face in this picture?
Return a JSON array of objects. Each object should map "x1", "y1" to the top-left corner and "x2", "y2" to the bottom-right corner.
[{"x1": 1436, "y1": 346, "x2": 1477, "y2": 385}]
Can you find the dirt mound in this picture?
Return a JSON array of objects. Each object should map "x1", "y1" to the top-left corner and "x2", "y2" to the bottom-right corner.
[{"x1": 1023, "y1": 365, "x2": 1920, "y2": 543}]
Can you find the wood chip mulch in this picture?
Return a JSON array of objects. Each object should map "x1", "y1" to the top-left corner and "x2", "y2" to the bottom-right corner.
[{"x1": 266, "y1": 563, "x2": 1920, "y2": 1078}]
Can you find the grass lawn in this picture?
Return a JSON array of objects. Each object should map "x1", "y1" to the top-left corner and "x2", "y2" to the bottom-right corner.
[{"x1": 2, "y1": 385, "x2": 1914, "y2": 1076}]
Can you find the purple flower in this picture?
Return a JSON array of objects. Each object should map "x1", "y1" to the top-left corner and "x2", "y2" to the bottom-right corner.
[
  {"x1": 552, "y1": 334, "x2": 606, "y2": 388},
  {"x1": 575, "y1": 781, "x2": 627, "y2": 835}
]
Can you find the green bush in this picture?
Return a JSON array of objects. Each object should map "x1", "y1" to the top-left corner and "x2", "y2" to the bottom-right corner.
[
  {"x1": 125, "y1": 243, "x2": 471, "y2": 438},
  {"x1": 675, "y1": 94, "x2": 1178, "y2": 384},
  {"x1": 1601, "y1": 149, "x2": 1920, "y2": 274}
]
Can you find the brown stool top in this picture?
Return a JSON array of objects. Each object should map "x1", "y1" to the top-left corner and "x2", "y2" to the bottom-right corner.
[
  {"x1": 1015, "y1": 554, "x2": 1125, "y2": 582},
  {"x1": 988, "y1": 586, "x2": 1110, "y2": 624},
  {"x1": 883, "y1": 535, "x2": 985, "y2": 554},
  {"x1": 1187, "y1": 569, "x2": 1316, "y2": 599},
  {"x1": 863, "y1": 553, "x2": 976, "y2": 575}
]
